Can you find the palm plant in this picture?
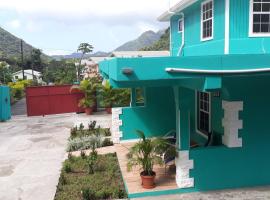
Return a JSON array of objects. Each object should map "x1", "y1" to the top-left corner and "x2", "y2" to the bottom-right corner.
[
  {"x1": 127, "y1": 130, "x2": 175, "y2": 177},
  {"x1": 98, "y1": 80, "x2": 116, "y2": 108}
]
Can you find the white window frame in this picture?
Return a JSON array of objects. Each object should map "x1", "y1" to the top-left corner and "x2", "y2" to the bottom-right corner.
[
  {"x1": 201, "y1": 0, "x2": 214, "y2": 41},
  {"x1": 178, "y1": 18, "x2": 184, "y2": 33},
  {"x1": 195, "y1": 91, "x2": 211, "y2": 138},
  {"x1": 249, "y1": 0, "x2": 270, "y2": 37}
]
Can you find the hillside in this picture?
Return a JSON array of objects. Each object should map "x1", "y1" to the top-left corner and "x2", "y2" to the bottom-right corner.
[
  {"x1": 0, "y1": 27, "x2": 37, "y2": 59},
  {"x1": 114, "y1": 30, "x2": 164, "y2": 51},
  {"x1": 141, "y1": 28, "x2": 170, "y2": 51}
]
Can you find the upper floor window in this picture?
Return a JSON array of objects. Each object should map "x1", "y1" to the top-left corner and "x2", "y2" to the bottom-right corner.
[
  {"x1": 201, "y1": 0, "x2": 214, "y2": 41},
  {"x1": 250, "y1": 0, "x2": 270, "y2": 36},
  {"x1": 178, "y1": 18, "x2": 183, "y2": 33}
]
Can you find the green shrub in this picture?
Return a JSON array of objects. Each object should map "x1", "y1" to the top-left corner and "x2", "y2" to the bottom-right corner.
[
  {"x1": 70, "y1": 127, "x2": 78, "y2": 138},
  {"x1": 104, "y1": 129, "x2": 111, "y2": 137},
  {"x1": 80, "y1": 150, "x2": 86, "y2": 159},
  {"x1": 102, "y1": 138, "x2": 113, "y2": 147},
  {"x1": 63, "y1": 162, "x2": 72, "y2": 173},
  {"x1": 81, "y1": 188, "x2": 96, "y2": 200},
  {"x1": 88, "y1": 121, "x2": 96, "y2": 131}
]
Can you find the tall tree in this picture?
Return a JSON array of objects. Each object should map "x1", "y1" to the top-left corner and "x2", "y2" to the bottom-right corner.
[
  {"x1": 0, "y1": 62, "x2": 12, "y2": 84},
  {"x1": 77, "y1": 43, "x2": 93, "y2": 82},
  {"x1": 31, "y1": 49, "x2": 43, "y2": 72}
]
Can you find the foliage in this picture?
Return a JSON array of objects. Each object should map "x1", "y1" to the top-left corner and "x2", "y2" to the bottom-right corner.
[
  {"x1": 8, "y1": 79, "x2": 32, "y2": 100},
  {"x1": 102, "y1": 138, "x2": 113, "y2": 147},
  {"x1": 77, "y1": 43, "x2": 94, "y2": 81},
  {"x1": 67, "y1": 135, "x2": 103, "y2": 152},
  {"x1": 54, "y1": 154, "x2": 127, "y2": 200},
  {"x1": 42, "y1": 60, "x2": 77, "y2": 84},
  {"x1": 141, "y1": 28, "x2": 170, "y2": 51},
  {"x1": 114, "y1": 88, "x2": 131, "y2": 107},
  {"x1": 127, "y1": 130, "x2": 175, "y2": 176},
  {"x1": 71, "y1": 79, "x2": 98, "y2": 108},
  {"x1": 0, "y1": 61, "x2": 12, "y2": 84},
  {"x1": 98, "y1": 80, "x2": 116, "y2": 108},
  {"x1": 63, "y1": 163, "x2": 72, "y2": 173},
  {"x1": 80, "y1": 150, "x2": 86, "y2": 159}
]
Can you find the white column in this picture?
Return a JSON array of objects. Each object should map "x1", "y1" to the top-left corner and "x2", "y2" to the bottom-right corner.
[
  {"x1": 222, "y1": 101, "x2": 243, "y2": 148},
  {"x1": 111, "y1": 108, "x2": 123, "y2": 144}
]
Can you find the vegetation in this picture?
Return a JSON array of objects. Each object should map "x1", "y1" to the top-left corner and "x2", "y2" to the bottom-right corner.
[
  {"x1": 42, "y1": 60, "x2": 77, "y2": 84},
  {"x1": 8, "y1": 79, "x2": 33, "y2": 102},
  {"x1": 67, "y1": 122, "x2": 113, "y2": 152},
  {"x1": 0, "y1": 61, "x2": 12, "y2": 84},
  {"x1": 98, "y1": 80, "x2": 116, "y2": 108},
  {"x1": 77, "y1": 43, "x2": 94, "y2": 81},
  {"x1": 141, "y1": 28, "x2": 170, "y2": 51},
  {"x1": 127, "y1": 130, "x2": 175, "y2": 176},
  {"x1": 54, "y1": 153, "x2": 127, "y2": 200}
]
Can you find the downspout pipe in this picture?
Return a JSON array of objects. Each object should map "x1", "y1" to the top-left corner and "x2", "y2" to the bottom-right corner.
[{"x1": 167, "y1": 9, "x2": 185, "y2": 57}]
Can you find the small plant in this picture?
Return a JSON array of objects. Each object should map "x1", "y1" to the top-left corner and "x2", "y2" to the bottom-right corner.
[
  {"x1": 80, "y1": 150, "x2": 86, "y2": 159},
  {"x1": 64, "y1": 162, "x2": 72, "y2": 173},
  {"x1": 81, "y1": 188, "x2": 96, "y2": 200},
  {"x1": 79, "y1": 123, "x2": 84, "y2": 132},
  {"x1": 70, "y1": 126, "x2": 78, "y2": 138},
  {"x1": 87, "y1": 151, "x2": 98, "y2": 174},
  {"x1": 59, "y1": 173, "x2": 67, "y2": 185},
  {"x1": 104, "y1": 129, "x2": 111, "y2": 137},
  {"x1": 88, "y1": 121, "x2": 96, "y2": 131},
  {"x1": 102, "y1": 138, "x2": 113, "y2": 147},
  {"x1": 68, "y1": 152, "x2": 75, "y2": 162}
]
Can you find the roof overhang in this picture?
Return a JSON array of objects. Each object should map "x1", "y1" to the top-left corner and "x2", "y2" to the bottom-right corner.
[
  {"x1": 158, "y1": 0, "x2": 198, "y2": 22},
  {"x1": 99, "y1": 54, "x2": 270, "y2": 90}
]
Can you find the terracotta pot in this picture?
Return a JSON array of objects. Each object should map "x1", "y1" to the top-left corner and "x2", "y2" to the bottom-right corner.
[
  {"x1": 105, "y1": 107, "x2": 112, "y2": 114},
  {"x1": 140, "y1": 171, "x2": 156, "y2": 189},
  {"x1": 85, "y1": 107, "x2": 93, "y2": 115}
]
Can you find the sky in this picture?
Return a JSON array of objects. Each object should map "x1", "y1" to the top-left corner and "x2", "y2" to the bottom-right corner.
[{"x1": 0, "y1": 0, "x2": 172, "y2": 55}]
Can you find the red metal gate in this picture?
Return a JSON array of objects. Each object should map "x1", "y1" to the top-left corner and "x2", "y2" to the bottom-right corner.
[{"x1": 26, "y1": 85, "x2": 84, "y2": 116}]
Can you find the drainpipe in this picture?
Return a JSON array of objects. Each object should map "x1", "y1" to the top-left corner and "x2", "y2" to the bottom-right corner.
[{"x1": 167, "y1": 9, "x2": 185, "y2": 57}]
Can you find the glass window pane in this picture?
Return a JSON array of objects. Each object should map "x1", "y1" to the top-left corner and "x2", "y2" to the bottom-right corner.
[{"x1": 254, "y1": 3, "x2": 262, "y2": 11}]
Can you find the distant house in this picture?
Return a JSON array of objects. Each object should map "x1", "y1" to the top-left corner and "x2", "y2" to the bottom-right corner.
[
  {"x1": 78, "y1": 57, "x2": 108, "y2": 79},
  {"x1": 110, "y1": 51, "x2": 170, "y2": 58},
  {"x1": 12, "y1": 69, "x2": 43, "y2": 83}
]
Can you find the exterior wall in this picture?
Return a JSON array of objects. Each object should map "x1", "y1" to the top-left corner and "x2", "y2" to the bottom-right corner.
[
  {"x1": 230, "y1": 0, "x2": 270, "y2": 54},
  {"x1": 170, "y1": 0, "x2": 225, "y2": 56},
  {"x1": 119, "y1": 86, "x2": 176, "y2": 141},
  {"x1": 170, "y1": 0, "x2": 270, "y2": 56},
  {"x1": 178, "y1": 75, "x2": 270, "y2": 191}
]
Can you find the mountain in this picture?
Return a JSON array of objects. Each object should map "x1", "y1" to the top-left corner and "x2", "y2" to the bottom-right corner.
[
  {"x1": 114, "y1": 30, "x2": 165, "y2": 51},
  {"x1": 51, "y1": 51, "x2": 110, "y2": 60},
  {"x1": 141, "y1": 28, "x2": 170, "y2": 51},
  {"x1": 0, "y1": 27, "x2": 41, "y2": 59}
]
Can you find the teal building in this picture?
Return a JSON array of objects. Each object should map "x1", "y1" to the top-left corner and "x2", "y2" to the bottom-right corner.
[{"x1": 100, "y1": 0, "x2": 270, "y2": 197}]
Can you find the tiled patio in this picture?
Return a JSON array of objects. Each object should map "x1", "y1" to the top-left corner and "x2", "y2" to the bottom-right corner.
[{"x1": 115, "y1": 142, "x2": 179, "y2": 198}]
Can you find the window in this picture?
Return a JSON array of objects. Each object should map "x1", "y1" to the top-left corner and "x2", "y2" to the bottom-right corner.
[
  {"x1": 201, "y1": 0, "x2": 214, "y2": 41},
  {"x1": 178, "y1": 19, "x2": 183, "y2": 32},
  {"x1": 250, "y1": 0, "x2": 270, "y2": 36},
  {"x1": 135, "y1": 88, "x2": 145, "y2": 106},
  {"x1": 15, "y1": 76, "x2": 18, "y2": 79},
  {"x1": 197, "y1": 91, "x2": 211, "y2": 136}
]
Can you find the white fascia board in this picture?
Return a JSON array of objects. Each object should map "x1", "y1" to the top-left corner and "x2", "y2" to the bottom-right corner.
[{"x1": 158, "y1": 0, "x2": 198, "y2": 22}]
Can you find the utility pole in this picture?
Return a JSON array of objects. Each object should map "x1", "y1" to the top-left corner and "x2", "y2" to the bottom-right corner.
[{"x1": 20, "y1": 39, "x2": 24, "y2": 80}]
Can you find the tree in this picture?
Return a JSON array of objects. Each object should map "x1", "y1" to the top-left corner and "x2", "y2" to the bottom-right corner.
[
  {"x1": 77, "y1": 43, "x2": 94, "y2": 82},
  {"x1": 31, "y1": 49, "x2": 43, "y2": 72},
  {"x1": 0, "y1": 62, "x2": 12, "y2": 84}
]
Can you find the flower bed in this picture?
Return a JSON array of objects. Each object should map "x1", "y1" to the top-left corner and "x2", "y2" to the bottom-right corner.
[{"x1": 54, "y1": 153, "x2": 127, "y2": 200}]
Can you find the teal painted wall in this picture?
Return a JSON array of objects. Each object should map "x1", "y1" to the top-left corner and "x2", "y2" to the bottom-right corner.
[
  {"x1": 230, "y1": 0, "x2": 270, "y2": 54},
  {"x1": 119, "y1": 86, "x2": 176, "y2": 140},
  {"x1": 170, "y1": 0, "x2": 225, "y2": 56},
  {"x1": 186, "y1": 74, "x2": 270, "y2": 191}
]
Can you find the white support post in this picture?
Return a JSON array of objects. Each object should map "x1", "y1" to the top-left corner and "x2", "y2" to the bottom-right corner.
[
  {"x1": 111, "y1": 108, "x2": 123, "y2": 144},
  {"x1": 222, "y1": 101, "x2": 243, "y2": 148}
]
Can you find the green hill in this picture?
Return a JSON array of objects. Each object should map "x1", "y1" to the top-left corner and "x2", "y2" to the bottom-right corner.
[
  {"x1": 141, "y1": 28, "x2": 170, "y2": 51},
  {"x1": 0, "y1": 27, "x2": 45, "y2": 59},
  {"x1": 114, "y1": 30, "x2": 165, "y2": 51}
]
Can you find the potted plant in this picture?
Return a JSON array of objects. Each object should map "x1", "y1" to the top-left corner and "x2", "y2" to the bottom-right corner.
[
  {"x1": 98, "y1": 80, "x2": 116, "y2": 114},
  {"x1": 127, "y1": 130, "x2": 174, "y2": 189},
  {"x1": 78, "y1": 97, "x2": 95, "y2": 115},
  {"x1": 71, "y1": 79, "x2": 98, "y2": 114}
]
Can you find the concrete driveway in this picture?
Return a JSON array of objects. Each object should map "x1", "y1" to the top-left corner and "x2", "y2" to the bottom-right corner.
[{"x1": 0, "y1": 112, "x2": 111, "y2": 200}]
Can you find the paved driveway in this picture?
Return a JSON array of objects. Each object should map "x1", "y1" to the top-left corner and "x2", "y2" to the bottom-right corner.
[
  {"x1": 11, "y1": 98, "x2": 27, "y2": 116},
  {"x1": 0, "y1": 113, "x2": 111, "y2": 200}
]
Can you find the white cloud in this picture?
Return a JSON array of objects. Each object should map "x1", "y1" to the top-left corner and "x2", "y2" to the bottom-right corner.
[
  {"x1": 6, "y1": 19, "x2": 21, "y2": 29},
  {"x1": 0, "y1": 0, "x2": 170, "y2": 26}
]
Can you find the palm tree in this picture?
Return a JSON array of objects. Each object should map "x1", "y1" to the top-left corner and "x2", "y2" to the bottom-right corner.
[{"x1": 77, "y1": 43, "x2": 94, "y2": 82}]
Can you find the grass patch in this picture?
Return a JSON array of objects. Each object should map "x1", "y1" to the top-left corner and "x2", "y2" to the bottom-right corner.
[{"x1": 54, "y1": 153, "x2": 127, "y2": 200}]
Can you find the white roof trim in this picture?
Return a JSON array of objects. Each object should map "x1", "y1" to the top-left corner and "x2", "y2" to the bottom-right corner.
[
  {"x1": 166, "y1": 67, "x2": 270, "y2": 74},
  {"x1": 158, "y1": 0, "x2": 198, "y2": 22}
]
